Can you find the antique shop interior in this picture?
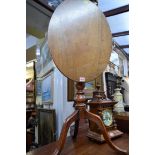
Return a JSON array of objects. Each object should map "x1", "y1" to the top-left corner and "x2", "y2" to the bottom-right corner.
[{"x1": 26, "y1": 0, "x2": 129, "y2": 154}]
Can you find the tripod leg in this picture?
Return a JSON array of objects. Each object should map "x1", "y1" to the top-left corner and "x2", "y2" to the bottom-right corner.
[
  {"x1": 72, "y1": 119, "x2": 79, "y2": 138},
  {"x1": 85, "y1": 110, "x2": 128, "y2": 154},
  {"x1": 53, "y1": 110, "x2": 79, "y2": 155}
]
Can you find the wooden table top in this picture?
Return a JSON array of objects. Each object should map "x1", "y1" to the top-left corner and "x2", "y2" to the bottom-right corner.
[
  {"x1": 27, "y1": 121, "x2": 129, "y2": 155},
  {"x1": 48, "y1": 0, "x2": 112, "y2": 82}
]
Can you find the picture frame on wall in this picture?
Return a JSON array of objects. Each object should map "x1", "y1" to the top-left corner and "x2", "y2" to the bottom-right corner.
[
  {"x1": 83, "y1": 81, "x2": 96, "y2": 98},
  {"x1": 105, "y1": 72, "x2": 122, "y2": 99},
  {"x1": 40, "y1": 36, "x2": 52, "y2": 69},
  {"x1": 36, "y1": 79, "x2": 42, "y2": 96},
  {"x1": 35, "y1": 54, "x2": 42, "y2": 76},
  {"x1": 35, "y1": 33, "x2": 54, "y2": 78},
  {"x1": 67, "y1": 74, "x2": 103, "y2": 101},
  {"x1": 41, "y1": 71, "x2": 54, "y2": 104}
]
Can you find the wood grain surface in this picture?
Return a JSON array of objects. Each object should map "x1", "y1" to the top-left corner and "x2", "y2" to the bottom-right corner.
[
  {"x1": 48, "y1": 0, "x2": 112, "y2": 82},
  {"x1": 27, "y1": 120, "x2": 129, "y2": 155}
]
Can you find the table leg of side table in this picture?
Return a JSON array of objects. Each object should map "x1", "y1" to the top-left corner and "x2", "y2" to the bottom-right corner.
[
  {"x1": 53, "y1": 110, "x2": 79, "y2": 155},
  {"x1": 86, "y1": 110, "x2": 128, "y2": 154}
]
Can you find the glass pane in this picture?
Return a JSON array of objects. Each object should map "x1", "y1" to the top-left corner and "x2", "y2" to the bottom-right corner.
[
  {"x1": 113, "y1": 35, "x2": 129, "y2": 45},
  {"x1": 107, "y1": 12, "x2": 129, "y2": 33},
  {"x1": 123, "y1": 48, "x2": 129, "y2": 54},
  {"x1": 98, "y1": 0, "x2": 129, "y2": 12},
  {"x1": 110, "y1": 50, "x2": 119, "y2": 66},
  {"x1": 26, "y1": 34, "x2": 38, "y2": 49}
]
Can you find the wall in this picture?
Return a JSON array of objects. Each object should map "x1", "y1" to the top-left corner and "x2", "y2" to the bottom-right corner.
[{"x1": 53, "y1": 68, "x2": 74, "y2": 139}]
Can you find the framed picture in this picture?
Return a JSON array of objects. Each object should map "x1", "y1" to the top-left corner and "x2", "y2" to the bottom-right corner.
[
  {"x1": 41, "y1": 38, "x2": 52, "y2": 68},
  {"x1": 36, "y1": 79, "x2": 42, "y2": 96},
  {"x1": 41, "y1": 71, "x2": 54, "y2": 103},
  {"x1": 67, "y1": 74, "x2": 103, "y2": 101},
  {"x1": 35, "y1": 34, "x2": 53, "y2": 77},
  {"x1": 35, "y1": 54, "x2": 42, "y2": 76},
  {"x1": 105, "y1": 72, "x2": 122, "y2": 99},
  {"x1": 40, "y1": 36, "x2": 52, "y2": 69},
  {"x1": 83, "y1": 81, "x2": 96, "y2": 98}
]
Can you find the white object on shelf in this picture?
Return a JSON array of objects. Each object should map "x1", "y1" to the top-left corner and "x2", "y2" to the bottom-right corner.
[{"x1": 113, "y1": 88, "x2": 125, "y2": 113}]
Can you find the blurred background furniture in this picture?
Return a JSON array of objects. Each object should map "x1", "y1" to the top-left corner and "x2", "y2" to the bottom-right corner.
[
  {"x1": 26, "y1": 110, "x2": 38, "y2": 152},
  {"x1": 38, "y1": 108, "x2": 56, "y2": 146},
  {"x1": 114, "y1": 112, "x2": 129, "y2": 134}
]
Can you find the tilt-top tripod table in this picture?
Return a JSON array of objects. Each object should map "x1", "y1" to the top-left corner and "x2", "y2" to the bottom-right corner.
[
  {"x1": 47, "y1": 0, "x2": 128, "y2": 154},
  {"x1": 53, "y1": 82, "x2": 127, "y2": 155}
]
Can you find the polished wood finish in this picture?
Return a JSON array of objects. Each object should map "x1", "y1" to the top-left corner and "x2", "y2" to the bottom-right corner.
[
  {"x1": 72, "y1": 119, "x2": 79, "y2": 138},
  {"x1": 53, "y1": 110, "x2": 79, "y2": 155},
  {"x1": 51, "y1": 82, "x2": 127, "y2": 155},
  {"x1": 48, "y1": 0, "x2": 112, "y2": 82},
  {"x1": 87, "y1": 86, "x2": 123, "y2": 143},
  {"x1": 47, "y1": 0, "x2": 126, "y2": 154},
  {"x1": 67, "y1": 74, "x2": 103, "y2": 101},
  {"x1": 26, "y1": 120, "x2": 129, "y2": 155}
]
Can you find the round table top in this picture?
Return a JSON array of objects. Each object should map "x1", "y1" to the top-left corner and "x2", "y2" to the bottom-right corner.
[{"x1": 48, "y1": 0, "x2": 112, "y2": 82}]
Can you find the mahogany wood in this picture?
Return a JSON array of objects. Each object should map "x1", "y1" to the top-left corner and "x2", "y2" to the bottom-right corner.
[
  {"x1": 47, "y1": 0, "x2": 127, "y2": 154},
  {"x1": 86, "y1": 85, "x2": 123, "y2": 143},
  {"x1": 72, "y1": 120, "x2": 79, "y2": 138},
  {"x1": 85, "y1": 110, "x2": 126, "y2": 153},
  {"x1": 26, "y1": 121, "x2": 129, "y2": 155},
  {"x1": 52, "y1": 82, "x2": 127, "y2": 155},
  {"x1": 48, "y1": 0, "x2": 112, "y2": 82},
  {"x1": 53, "y1": 110, "x2": 79, "y2": 155},
  {"x1": 87, "y1": 86, "x2": 117, "y2": 134}
]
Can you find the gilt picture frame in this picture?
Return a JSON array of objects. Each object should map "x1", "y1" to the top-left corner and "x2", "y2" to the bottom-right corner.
[
  {"x1": 36, "y1": 78, "x2": 42, "y2": 96},
  {"x1": 67, "y1": 74, "x2": 103, "y2": 101},
  {"x1": 40, "y1": 37, "x2": 52, "y2": 70},
  {"x1": 41, "y1": 71, "x2": 54, "y2": 104},
  {"x1": 36, "y1": 34, "x2": 54, "y2": 78}
]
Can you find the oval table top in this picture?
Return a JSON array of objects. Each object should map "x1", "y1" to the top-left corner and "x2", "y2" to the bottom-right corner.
[{"x1": 48, "y1": 0, "x2": 112, "y2": 82}]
